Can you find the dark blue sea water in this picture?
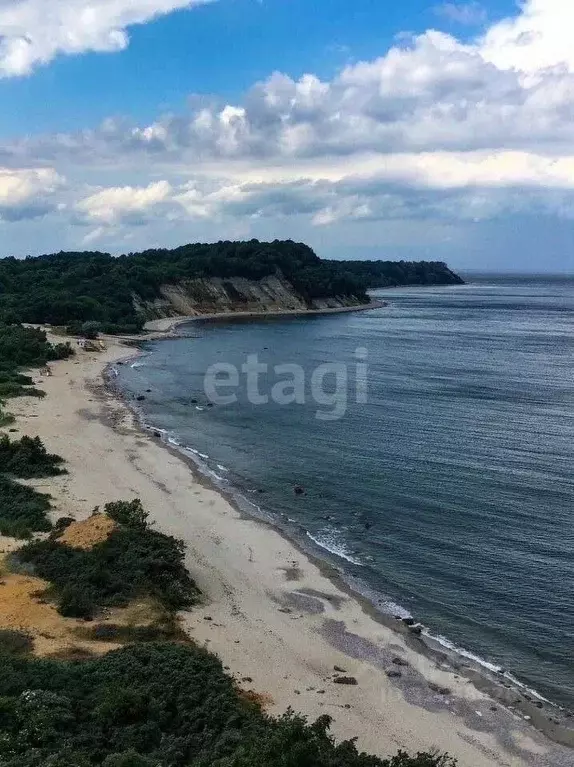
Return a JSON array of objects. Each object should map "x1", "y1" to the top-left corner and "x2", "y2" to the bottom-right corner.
[{"x1": 115, "y1": 276, "x2": 574, "y2": 708}]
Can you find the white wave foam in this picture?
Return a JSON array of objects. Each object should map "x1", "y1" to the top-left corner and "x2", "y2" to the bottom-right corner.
[
  {"x1": 427, "y1": 631, "x2": 503, "y2": 674},
  {"x1": 131, "y1": 362, "x2": 145, "y2": 369},
  {"x1": 144, "y1": 424, "x2": 167, "y2": 435},
  {"x1": 306, "y1": 529, "x2": 363, "y2": 566},
  {"x1": 216, "y1": 464, "x2": 229, "y2": 473},
  {"x1": 195, "y1": 406, "x2": 205, "y2": 411},
  {"x1": 424, "y1": 631, "x2": 550, "y2": 702}
]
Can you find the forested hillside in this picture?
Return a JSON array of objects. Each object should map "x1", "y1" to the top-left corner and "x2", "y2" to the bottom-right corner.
[
  {"x1": 328, "y1": 260, "x2": 464, "y2": 289},
  {"x1": 0, "y1": 241, "x2": 463, "y2": 333}
]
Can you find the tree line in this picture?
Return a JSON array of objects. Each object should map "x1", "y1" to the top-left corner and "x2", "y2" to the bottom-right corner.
[{"x1": 0, "y1": 241, "x2": 463, "y2": 334}]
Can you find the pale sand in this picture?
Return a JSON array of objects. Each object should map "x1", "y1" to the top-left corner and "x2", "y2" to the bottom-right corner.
[{"x1": 4, "y1": 335, "x2": 573, "y2": 767}]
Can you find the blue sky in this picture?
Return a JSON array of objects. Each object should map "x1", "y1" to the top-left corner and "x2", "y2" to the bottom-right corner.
[
  {"x1": 0, "y1": 0, "x2": 573, "y2": 272},
  {"x1": 2, "y1": 0, "x2": 513, "y2": 137}
]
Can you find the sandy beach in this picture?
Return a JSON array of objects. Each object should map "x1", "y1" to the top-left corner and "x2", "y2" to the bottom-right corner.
[{"x1": 4, "y1": 330, "x2": 574, "y2": 767}]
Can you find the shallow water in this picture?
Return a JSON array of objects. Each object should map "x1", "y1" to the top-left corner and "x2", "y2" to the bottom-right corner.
[{"x1": 116, "y1": 276, "x2": 574, "y2": 708}]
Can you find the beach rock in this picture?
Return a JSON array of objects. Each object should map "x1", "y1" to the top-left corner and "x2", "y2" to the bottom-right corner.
[
  {"x1": 333, "y1": 676, "x2": 358, "y2": 686},
  {"x1": 190, "y1": 399, "x2": 198, "y2": 404},
  {"x1": 334, "y1": 665, "x2": 347, "y2": 673},
  {"x1": 402, "y1": 617, "x2": 416, "y2": 626},
  {"x1": 278, "y1": 607, "x2": 292, "y2": 614},
  {"x1": 392, "y1": 656, "x2": 409, "y2": 667},
  {"x1": 408, "y1": 623, "x2": 423, "y2": 635},
  {"x1": 203, "y1": 616, "x2": 212, "y2": 621},
  {"x1": 242, "y1": 677, "x2": 253, "y2": 683},
  {"x1": 386, "y1": 669, "x2": 402, "y2": 678},
  {"x1": 136, "y1": 395, "x2": 146, "y2": 401},
  {"x1": 294, "y1": 485, "x2": 305, "y2": 496},
  {"x1": 317, "y1": 690, "x2": 326, "y2": 694}
]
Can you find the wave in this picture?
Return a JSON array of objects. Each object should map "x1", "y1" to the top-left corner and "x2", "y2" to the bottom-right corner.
[
  {"x1": 306, "y1": 528, "x2": 363, "y2": 566},
  {"x1": 423, "y1": 631, "x2": 551, "y2": 704}
]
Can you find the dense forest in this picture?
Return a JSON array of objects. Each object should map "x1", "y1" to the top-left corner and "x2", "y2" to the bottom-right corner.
[
  {"x1": 326, "y1": 260, "x2": 464, "y2": 289},
  {"x1": 0, "y1": 241, "x2": 463, "y2": 333}
]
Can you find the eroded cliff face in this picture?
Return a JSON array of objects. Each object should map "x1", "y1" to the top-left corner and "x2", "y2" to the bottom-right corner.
[{"x1": 134, "y1": 273, "x2": 364, "y2": 320}]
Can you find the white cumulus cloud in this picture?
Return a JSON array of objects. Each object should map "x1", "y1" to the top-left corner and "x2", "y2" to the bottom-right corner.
[
  {"x1": 75, "y1": 180, "x2": 172, "y2": 224},
  {"x1": 0, "y1": 167, "x2": 64, "y2": 220},
  {"x1": 0, "y1": 0, "x2": 213, "y2": 77}
]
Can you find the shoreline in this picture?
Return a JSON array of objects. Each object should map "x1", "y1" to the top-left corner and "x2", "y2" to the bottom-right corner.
[
  {"x1": 107, "y1": 350, "x2": 574, "y2": 743},
  {"x1": 143, "y1": 299, "x2": 387, "y2": 333},
  {"x1": 4, "y1": 329, "x2": 574, "y2": 767}
]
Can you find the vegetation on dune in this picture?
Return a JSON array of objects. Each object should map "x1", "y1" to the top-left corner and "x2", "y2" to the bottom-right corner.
[
  {"x1": 0, "y1": 323, "x2": 73, "y2": 371},
  {"x1": 0, "y1": 241, "x2": 463, "y2": 334},
  {"x1": 0, "y1": 435, "x2": 65, "y2": 538},
  {"x1": 15, "y1": 500, "x2": 199, "y2": 619},
  {"x1": 0, "y1": 323, "x2": 71, "y2": 538},
  {"x1": 0, "y1": 435, "x2": 65, "y2": 478},
  {"x1": 0, "y1": 323, "x2": 73, "y2": 401},
  {"x1": 0, "y1": 642, "x2": 457, "y2": 767},
  {"x1": 0, "y1": 476, "x2": 53, "y2": 538}
]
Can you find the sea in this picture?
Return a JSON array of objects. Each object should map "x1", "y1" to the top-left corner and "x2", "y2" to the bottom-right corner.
[{"x1": 114, "y1": 275, "x2": 574, "y2": 709}]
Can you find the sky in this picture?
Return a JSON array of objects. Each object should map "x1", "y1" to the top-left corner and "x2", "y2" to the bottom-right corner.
[{"x1": 0, "y1": 0, "x2": 573, "y2": 272}]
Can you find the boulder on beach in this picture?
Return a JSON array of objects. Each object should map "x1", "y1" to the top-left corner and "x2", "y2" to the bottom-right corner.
[{"x1": 333, "y1": 676, "x2": 358, "y2": 686}]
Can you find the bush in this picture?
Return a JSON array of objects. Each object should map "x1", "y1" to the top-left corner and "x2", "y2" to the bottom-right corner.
[
  {"x1": 0, "y1": 630, "x2": 33, "y2": 657},
  {"x1": 59, "y1": 585, "x2": 97, "y2": 620},
  {"x1": 105, "y1": 499, "x2": 149, "y2": 529},
  {"x1": 0, "y1": 408, "x2": 15, "y2": 427},
  {"x1": 0, "y1": 476, "x2": 53, "y2": 538},
  {"x1": 0, "y1": 435, "x2": 65, "y2": 478},
  {"x1": 17, "y1": 500, "x2": 199, "y2": 618}
]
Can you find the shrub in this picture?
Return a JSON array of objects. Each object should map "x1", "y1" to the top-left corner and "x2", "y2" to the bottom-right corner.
[
  {"x1": 59, "y1": 585, "x2": 97, "y2": 620},
  {"x1": 105, "y1": 499, "x2": 149, "y2": 529},
  {"x1": 0, "y1": 476, "x2": 52, "y2": 538},
  {"x1": 17, "y1": 500, "x2": 199, "y2": 617},
  {"x1": 0, "y1": 435, "x2": 65, "y2": 478},
  {"x1": 0, "y1": 630, "x2": 34, "y2": 657}
]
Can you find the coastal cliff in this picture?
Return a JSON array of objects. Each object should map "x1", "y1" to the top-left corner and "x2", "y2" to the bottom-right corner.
[{"x1": 133, "y1": 272, "x2": 365, "y2": 321}]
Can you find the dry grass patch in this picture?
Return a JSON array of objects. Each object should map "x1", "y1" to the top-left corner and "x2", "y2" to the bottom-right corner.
[
  {"x1": 57, "y1": 513, "x2": 116, "y2": 549},
  {"x1": 0, "y1": 563, "x2": 120, "y2": 657}
]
